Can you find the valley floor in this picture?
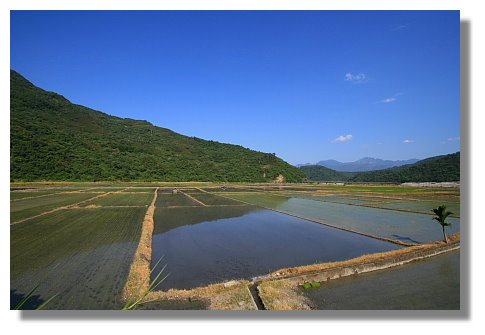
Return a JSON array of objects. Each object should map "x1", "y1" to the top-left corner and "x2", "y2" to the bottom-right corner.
[{"x1": 10, "y1": 182, "x2": 460, "y2": 310}]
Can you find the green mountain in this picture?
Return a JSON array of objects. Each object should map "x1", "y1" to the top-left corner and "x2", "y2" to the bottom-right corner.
[
  {"x1": 299, "y1": 165, "x2": 355, "y2": 182},
  {"x1": 349, "y1": 152, "x2": 460, "y2": 183},
  {"x1": 10, "y1": 70, "x2": 306, "y2": 183}
]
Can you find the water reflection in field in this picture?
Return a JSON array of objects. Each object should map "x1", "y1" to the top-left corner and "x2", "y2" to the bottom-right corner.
[
  {"x1": 302, "y1": 250, "x2": 460, "y2": 310},
  {"x1": 226, "y1": 193, "x2": 460, "y2": 244},
  {"x1": 151, "y1": 206, "x2": 400, "y2": 290}
]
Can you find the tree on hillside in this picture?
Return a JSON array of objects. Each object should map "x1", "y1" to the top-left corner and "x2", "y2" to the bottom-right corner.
[{"x1": 432, "y1": 205, "x2": 453, "y2": 243}]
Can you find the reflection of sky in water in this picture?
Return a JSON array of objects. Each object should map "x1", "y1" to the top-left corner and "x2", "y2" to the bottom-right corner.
[
  {"x1": 227, "y1": 194, "x2": 460, "y2": 244},
  {"x1": 151, "y1": 208, "x2": 400, "y2": 290},
  {"x1": 303, "y1": 251, "x2": 460, "y2": 310}
]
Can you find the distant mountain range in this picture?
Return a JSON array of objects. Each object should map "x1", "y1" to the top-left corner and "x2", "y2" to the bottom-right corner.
[
  {"x1": 299, "y1": 152, "x2": 460, "y2": 183},
  {"x1": 298, "y1": 157, "x2": 420, "y2": 172}
]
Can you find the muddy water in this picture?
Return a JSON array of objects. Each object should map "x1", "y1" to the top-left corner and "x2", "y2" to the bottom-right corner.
[
  {"x1": 302, "y1": 250, "x2": 460, "y2": 310},
  {"x1": 151, "y1": 206, "x2": 400, "y2": 290}
]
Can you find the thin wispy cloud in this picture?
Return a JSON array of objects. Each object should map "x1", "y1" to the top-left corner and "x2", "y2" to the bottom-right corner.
[
  {"x1": 393, "y1": 24, "x2": 408, "y2": 31},
  {"x1": 345, "y1": 73, "x2": 367, "y2": 83},
  {"x1": 378, "y1": 97, "x2": 397, "y2": 103},
  {"x1": 403, "y1": 139, "x2": 414, "y2": 143},
  {"x1": 448, "y1": 137, "x2": 460, "y2": 141},
  {"x1": 333, "y1": 134, "x2": 353, "y2": 143},
  {"x1": 375, "y1": 93, "x2": 402, "y2": 104}
]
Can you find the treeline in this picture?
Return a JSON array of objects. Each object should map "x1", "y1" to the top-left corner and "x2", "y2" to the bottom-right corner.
[
  {"x1": 350, "y1": 152, "x2": 460, "y2": 183},
  {"x1": 298, "y1": 165, "x2": 355, "y2": 181},
  {"x1": 300, "y1": 152, "x2": 460, "y2": 183},
  {"x1": 10, "y1": 70, "x2": 306, "y2": 182}
]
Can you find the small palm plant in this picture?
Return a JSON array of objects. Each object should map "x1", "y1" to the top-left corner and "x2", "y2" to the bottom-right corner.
[{"x1": 432, "y1": 205, "x2": 453, "y2": 243}]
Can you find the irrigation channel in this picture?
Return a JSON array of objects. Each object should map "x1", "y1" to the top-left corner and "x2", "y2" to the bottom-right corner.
[{"x1": 10, "y1": 184, "x2": 460, "y2": 309}]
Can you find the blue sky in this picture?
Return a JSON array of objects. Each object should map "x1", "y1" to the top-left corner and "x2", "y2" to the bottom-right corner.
[{"x1": 10, "y1": 10, "x2": 460, "y2": 165}]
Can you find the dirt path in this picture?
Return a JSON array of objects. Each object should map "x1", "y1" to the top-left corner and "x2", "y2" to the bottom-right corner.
[{"x1": 122, "y1": 187, "x2": 159, "y2": 302}]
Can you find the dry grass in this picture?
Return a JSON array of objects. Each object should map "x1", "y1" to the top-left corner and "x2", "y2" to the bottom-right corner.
[
  {"x1": 143, "y1": 279, "x2": 258, "y2": 310},
  {"x1": 257, "y1": 281, "x2": 311, "y2": 310},
  {"x1": 121, "y1": 187, "x2": 158, "y2": 302}
]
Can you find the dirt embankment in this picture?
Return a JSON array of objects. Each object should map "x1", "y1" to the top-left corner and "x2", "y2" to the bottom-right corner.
[
  {"x1": 122, "y1": 187, "x2": 158, "y2": 302},
  {"x1": 256, "y1": 234, "x2": 460, "y2": 310}
]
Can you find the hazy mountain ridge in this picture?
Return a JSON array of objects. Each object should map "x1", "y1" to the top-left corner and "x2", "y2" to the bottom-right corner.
[
  {"x1": 349, "y1": 152, "x2": 460, "y2": 183},
  {"x1": 302, "y1": 157, "x2": 420, "y2": 172},
  {"x1": 299, "y1": 153, "x2": 459, "y2": 183}
]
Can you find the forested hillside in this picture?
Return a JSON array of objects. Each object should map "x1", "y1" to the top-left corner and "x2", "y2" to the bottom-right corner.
[
  {"x1": 349, "y1": 152, "x2": 460, "y2": 183},
  {"x1": 10, "y1": 70, "x2": 305, "y2": 182},
  {"x1": 299, "y1": 165, "x2": 355, "y2": 181}
]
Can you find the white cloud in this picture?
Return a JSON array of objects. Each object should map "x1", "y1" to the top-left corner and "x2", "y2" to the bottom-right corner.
[
  {"x1": 448, "y1": 137, "x2": 460, "y2": 141},
  {"x1": 379, "y1": 97, "x2": 396, "y2": 103},
  {"x1": 333, "y1": 134, "x2": 353, "y2": 143},
  {"x1": 403, "y1": 139, "x2": 414, "y2": 143},
  {"x1": 345, "y1": 73, "x2": 367, "y2": 82}
]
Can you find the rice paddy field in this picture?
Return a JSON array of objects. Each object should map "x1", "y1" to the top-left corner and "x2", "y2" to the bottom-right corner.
[
  {"x1": 300, "y1": 250, "x2": 460, "y2": 309},
  {"x1": 10, "y1": 183, "x2": 461, "y2": 310}
]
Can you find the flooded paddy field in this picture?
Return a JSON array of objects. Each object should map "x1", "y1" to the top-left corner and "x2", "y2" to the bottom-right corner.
[
  {"x1": 121, "y1": 187, "x2": 157, "y2": 192},
  {"x1": 10, "y1": 192, "x2": 102, "y2": 223},
  {"x1": 366, "y1": 199, "x2": 460, "y2": 217},
  {"x1": 189, "y1": 192, "x2": 244, "y2": 206},
  {"x1": 10, "y1": 188, "x2": 88, "y2": 200},
  {"x1": 10, "y1": 207, "x2": 146, "y2": 309},
  {"x1": 156, "y1": 192, "x2": 203, "y2": 207},
  {"x1": 151, "y1": 205, "x2": 401, "y2": 290},
  {"x1": 202, "y1": 187, "x2": 258, "y2": 192},
  {"x1": 224, "y1": 193, "x2": 460, "y2": 244},
  {"x1": 301, "y1": 250, "x2": 460, "y2": 310},
  {"x1": 10, "y1": 183, "x2": 460, "y2": 310},
  {"x1": 85, "y1": 192, "x2": 154, "y2": 206}
]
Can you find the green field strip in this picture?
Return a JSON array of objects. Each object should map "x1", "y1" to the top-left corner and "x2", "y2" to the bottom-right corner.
[
  {"x1": 189, "y1": 192, "x2": 246, "y2": 206},
  {"x1": 179, "y1": 191, "x2": 208, "y2": 206},
  {"x1": 155, "y1": 192, "x2": 203, "y2": 207},
  {"x1": 10, "y1": 192, "x2": 104, "y2": 223},
  {"x1": 10, "y1": 188, "x2": 92, "y2": 201},
  {"x1": 121, "y1": 187, "x2": 157, "y2": 192},
  {"x1": 10, "y1": 207, "x2": 146, "y2": 309},
  {"x1": 84, "y1": 192, "x2": 154, "y2": 206},
  {"x1": 77, "y1": 187, "x2": 126, "y2": 192},
  {"x1": 182, "y1": 188, "x2": 205, "y2": 194},
  {"x1": 11, "y1": 190, "x2": 71, "y2": 201}
]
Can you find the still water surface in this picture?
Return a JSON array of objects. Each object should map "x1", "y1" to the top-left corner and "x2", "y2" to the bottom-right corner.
[
  {"x1": 302, "y1": 250, "x2": 460, "y2": 310},
  {"x1": 151, "y1": 206, "x2": 400, "y2": 290}
]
